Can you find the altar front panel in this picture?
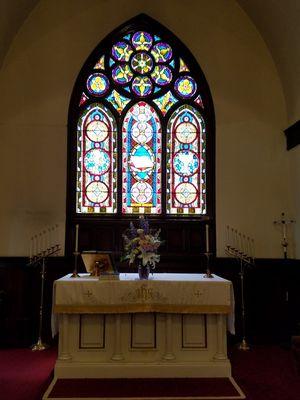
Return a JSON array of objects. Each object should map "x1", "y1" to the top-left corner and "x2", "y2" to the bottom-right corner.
[{"x1": 54, "y1": 274, "x2": 233, "y2": 378}]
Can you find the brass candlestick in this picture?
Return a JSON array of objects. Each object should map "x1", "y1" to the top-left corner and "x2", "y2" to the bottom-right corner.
[
  {"x1": 70, "y1": 251, "x2": 81, "y2": 278},
  {"x1": 204, "y1": 252, "x2": 214, "y2": 278}
]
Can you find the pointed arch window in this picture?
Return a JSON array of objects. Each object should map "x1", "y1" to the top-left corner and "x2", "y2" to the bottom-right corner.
[{"x1": 67, "y1": 14, "x2": 215, "y2": 249}]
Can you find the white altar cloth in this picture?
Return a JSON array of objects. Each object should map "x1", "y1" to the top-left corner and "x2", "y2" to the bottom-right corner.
[{"x1": 52, "y1": 273, "x2": 235, "y2": 335}]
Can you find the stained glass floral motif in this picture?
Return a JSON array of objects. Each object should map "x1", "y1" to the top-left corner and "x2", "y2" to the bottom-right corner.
[
  {"x1": 87, "y1": 73, "x2": 109, "y2": 96},
  {"x1": 77, "y1": 103, "x2": 117, "y2": 214},
  {"x1": 153, "y1": 91, "x2": 178, "y2": 115},
  {"x1": 151, "y1": 43, "x2": 172, "y2": 63},
  {"x1": 151, "y1": 65, "x2": 172, "y2": 86},
  {"x1": 122, "y1": 102, "x2": 161, "y2": 214},
  {"x1": 132, "y1": 31, "x2": 153, "y2": 51},
  {"x1": 131, "y1": 52, "x2": 153, "y2": 74},
  {"x1": 174, "y1": 76, "x2": 197, "y2": 98},
  {"x1": 166, "y1": 105, "x2": 206, "y2": 215},
  {"x1": 110, "y1": 31, "x2": 175, "y2": 97},
  {"x1": 111, "y1": 42, "x2": 133, "y2": 61},
  {"x1": 112, "y1": 65, "x2": 133, "y2": 84},
  {"x1": 132, "y1": 76, "x2": 152, "y2": 97},
  {"x1": 106, "y1": 90, "x2": 130, "y2": 114}
]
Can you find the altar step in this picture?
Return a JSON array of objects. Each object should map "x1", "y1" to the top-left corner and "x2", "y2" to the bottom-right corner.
[{"x1": 43, "y1": 376, "x2": 245, "y2": 399}]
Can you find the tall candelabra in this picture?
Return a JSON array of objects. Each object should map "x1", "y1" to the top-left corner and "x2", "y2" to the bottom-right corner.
[
  {"x1": 225, "y1": 226, "x2": 255, "y2": 351},
  {"x1": 29, "y1": 226, "x2": 61, "y2": 351}
]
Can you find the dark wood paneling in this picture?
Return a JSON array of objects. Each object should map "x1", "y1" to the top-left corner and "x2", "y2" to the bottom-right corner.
[{"x1": 1, "y1": 256, "x2": 300, "y2": 347}]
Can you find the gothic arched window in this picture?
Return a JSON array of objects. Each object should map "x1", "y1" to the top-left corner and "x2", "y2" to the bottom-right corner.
[{"x1": 67, "y1": 14, "x2": 215, "y2": 261}]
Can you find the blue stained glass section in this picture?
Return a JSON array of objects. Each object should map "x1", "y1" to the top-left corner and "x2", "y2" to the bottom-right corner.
[
  {"x1": 123, "y1": 34, "x2": 131, "y2": 41},
  {"x1": 170, "y1": 60, "x2": 175, "y2": 68},
  {"x1": 109, "y1": 58, "x2": 115, "y2": 67},
  {"x1": 154, "y1": 35, "x2": 161, "y2": 41}
]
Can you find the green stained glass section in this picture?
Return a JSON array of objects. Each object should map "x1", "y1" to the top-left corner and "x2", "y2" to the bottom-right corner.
[
  {"x1": 153, "y1": 91, "x2": 178, "y2": 115},
  {"x1": 106, "y1": 90, "x2": 131, "y2": 114}
]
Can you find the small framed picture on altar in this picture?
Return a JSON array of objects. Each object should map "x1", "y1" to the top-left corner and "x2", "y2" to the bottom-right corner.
[{"x1": 81, "y1": 251, "x2": 116, "y2": 277}]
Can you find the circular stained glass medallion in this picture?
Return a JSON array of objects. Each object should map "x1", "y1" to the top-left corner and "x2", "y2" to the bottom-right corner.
[
  {"x1": 174, "y1": 76, "x2": 197, "y2": 98},
  {"x1": 131, "y1": 52, "x2": 153, "y2": 74},
  {"x1": 173, "y1": 150, "x2": 199, "y2": 176},
  {"x1": 151, "y1": 65, "x2": 172, "y2": 86},
  {"x1": 175, "y1": 121, "x2": 197, "y2": 144},
  {"x1": 151, "y1": 43, "x2": 173, "y2": 63},
  {"x1": 129, "y1": 144, "x2": 154, "y2": 180},
  {"x1": 175, "y1": 182, "x2": 198, "y2": 205},
  {"x1": 86, "y1": 181, "x2": 109, "y2": 204},
  {"x1": 111, "y1": 42, "x2": 133, "y2": 61},
  {"x1": 86, "y1": 120, "x2": 108, "y2": 142},
  {"x1": 131, "y1": 181, "x2": 153, "y2": 204},
  {"x1": 112, "y1": 64, "x2": 133, "y2": 85},
  {"x1": 87, "y1": 73, "x2": 109, "y2": 96},
  {"x1": 84, "y1": 149, "x2": 110, "y2": 175},
  {"x1": 132, "y1": 120, "x2": 153, "y2": 144},
  {"x1": 132, "y1": 31, "x2": 153, "y2": 51},
  {"x1": 132, "y1": 76, "x2": 152, "y2": 97}
]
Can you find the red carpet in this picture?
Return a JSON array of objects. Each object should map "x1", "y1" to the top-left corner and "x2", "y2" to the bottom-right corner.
[
  {"x1": 1, "y1": 345, "x2": 300, "y2": 400},
  {"x1": 0, "y1": 347, "x2": 57, "y2": 400},
  {"x1": 47, "y1": 377, "x2": 241, "y2": 399}
]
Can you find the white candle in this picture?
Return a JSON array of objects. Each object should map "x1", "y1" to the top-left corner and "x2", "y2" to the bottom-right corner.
[
  {"x1": 33, "y1": 234, "x2": 37, "y2": 257},
  {"x1": 205, "y1": 224, "x2": 210, "y2": 253},
  {"x1": 75, "y1": 224, "x2": 79, "y2": 252},
  {"x1": 30, "y1": 236, "x2": 33, "y2": 259}
]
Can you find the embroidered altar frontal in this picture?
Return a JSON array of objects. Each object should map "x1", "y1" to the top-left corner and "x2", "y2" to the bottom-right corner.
[{"x1": 53, "y1": 273, "x2": 232, "y2": 314}]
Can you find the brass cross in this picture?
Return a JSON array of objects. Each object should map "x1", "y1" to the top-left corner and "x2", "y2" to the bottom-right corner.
[{"x1": 83, "y1": 290, "x2": 93, "y2": 297}]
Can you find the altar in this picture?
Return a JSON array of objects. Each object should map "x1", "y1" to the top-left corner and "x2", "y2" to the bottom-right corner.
[{"x1": 52, "y1": 273, "x2": 234, "y2": 379}]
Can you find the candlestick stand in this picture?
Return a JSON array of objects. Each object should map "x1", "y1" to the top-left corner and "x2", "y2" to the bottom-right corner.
[
  {"x1": 225, "y1": 232, "x2": 254, "y2": 351},
  {"x1": 31, "y1": 256, "x2": 49, "y2": 351},
  {"x1": 70, "y1": 251, "x2": 81, "y2": 278}
]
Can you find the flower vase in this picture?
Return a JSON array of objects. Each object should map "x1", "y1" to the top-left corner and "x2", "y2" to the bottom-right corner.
[{"x1": 138, "y1": 263, "x2": 150, "y2": 280}]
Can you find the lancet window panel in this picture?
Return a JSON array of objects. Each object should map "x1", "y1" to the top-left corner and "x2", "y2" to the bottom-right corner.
[
  {"x1": 76, "y1": 104, "x2": 117, "y2": 214},
  {"x1": 122, "y1": 102, "x2": 162, "y2": 214},
  {"x1": 167, "y1": 105, "x2": 206, "y2": 215}
]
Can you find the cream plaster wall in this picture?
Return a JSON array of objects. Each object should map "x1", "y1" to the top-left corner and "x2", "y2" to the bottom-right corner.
[{"x1": 0, "y1": 0, "x2": 293, "y2": 258}]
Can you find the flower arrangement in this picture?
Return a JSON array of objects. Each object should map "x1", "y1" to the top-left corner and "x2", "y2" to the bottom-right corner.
[{"x1": 122, "y1": 216, "x2": 162, "y2": 269}]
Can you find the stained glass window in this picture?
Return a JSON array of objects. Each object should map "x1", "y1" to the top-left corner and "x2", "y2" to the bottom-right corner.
[{"x1": 70, "y1": 15, "x2": 214, "y2": 218}]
